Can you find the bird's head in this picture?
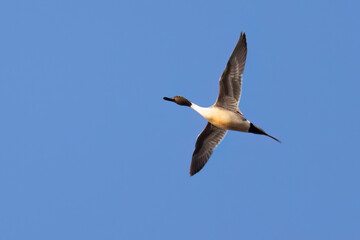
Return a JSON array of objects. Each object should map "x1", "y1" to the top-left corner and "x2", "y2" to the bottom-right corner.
[{"x1": 163, "y1": 96, "x2": 192, "y2": 107}]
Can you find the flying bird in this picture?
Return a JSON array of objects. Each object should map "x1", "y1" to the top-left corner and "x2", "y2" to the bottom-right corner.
[{"x1": 164, "y1": 33, "x2": 280, "y2": 176}]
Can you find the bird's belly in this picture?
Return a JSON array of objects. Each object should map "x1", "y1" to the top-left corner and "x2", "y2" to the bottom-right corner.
[{"x1": 206, "y1": 109, "x2": 249, "y2": 132}]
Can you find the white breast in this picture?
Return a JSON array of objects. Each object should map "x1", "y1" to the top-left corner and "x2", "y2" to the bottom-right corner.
[{"x1": 191, "y1": 104, "x2": 249, "y2": 132}]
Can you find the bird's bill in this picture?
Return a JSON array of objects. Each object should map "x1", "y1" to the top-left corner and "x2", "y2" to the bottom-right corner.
[{"x1": 163, "y1": 97, "x2": 175, "y2": 102}]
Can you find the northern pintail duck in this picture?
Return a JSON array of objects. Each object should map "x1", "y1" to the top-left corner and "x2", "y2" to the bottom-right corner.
[{"x1": 164, "y1": 33, "x2": 280, "y2": 176}]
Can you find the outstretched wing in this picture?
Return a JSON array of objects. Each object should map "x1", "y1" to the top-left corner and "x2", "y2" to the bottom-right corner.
[
  {"x1": 190, "y1": 122, "x2": 227, "y2": 176},
  {"x1": 215, "y1": 33, "x2": 247, "y2": 112}
]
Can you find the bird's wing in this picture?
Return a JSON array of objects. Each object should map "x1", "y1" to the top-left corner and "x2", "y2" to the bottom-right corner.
[
  {"x1": 190, "y1": 122, "x2": 227, "y2": 176},
  {"x1": 215, "y1": 32, "x2": 247, "y2": 112}
]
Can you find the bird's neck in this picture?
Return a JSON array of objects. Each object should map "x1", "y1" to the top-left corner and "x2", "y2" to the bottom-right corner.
[{"x1": 191, "y1": 103, "x2": 212, "y2": 119}]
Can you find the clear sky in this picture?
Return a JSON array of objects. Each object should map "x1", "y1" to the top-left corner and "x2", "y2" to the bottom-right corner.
[{"x1": 1, "y1": 0, "x2": 360, "y2": 239}]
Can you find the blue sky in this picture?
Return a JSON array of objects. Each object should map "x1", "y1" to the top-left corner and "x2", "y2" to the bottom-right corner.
[{"x1": 1, "y1": 0, "x2": 360, "y2": 239}]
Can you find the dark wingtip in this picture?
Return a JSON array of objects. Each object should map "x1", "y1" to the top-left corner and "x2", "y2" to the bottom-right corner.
[
  {"x1": 189, "y1": 169, "x2": 197, "y2": 176},
  {"x1": 241, "y1": 32, "x2": 246, "y2": 40}
]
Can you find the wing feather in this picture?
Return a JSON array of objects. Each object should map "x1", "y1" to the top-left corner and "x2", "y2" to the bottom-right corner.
[
  {"x1": 190, "y1": 122, "x2": 227, "y2": 176},
  {"x1": 215, "y1": 33, "x2": 247, "y2": 111}
]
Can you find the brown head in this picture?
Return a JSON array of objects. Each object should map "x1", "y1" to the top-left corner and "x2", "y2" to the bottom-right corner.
[{"x1": 163, "y1": 96, "x2": 192, "y2": 107}]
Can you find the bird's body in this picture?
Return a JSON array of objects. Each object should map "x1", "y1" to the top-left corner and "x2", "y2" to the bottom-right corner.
[
  {"x1": 164, "y1": 33, "x2": 280, "y2": 176},
  {"x1": 191, "y1": 104, "x2": 250, "y2": 132}
]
